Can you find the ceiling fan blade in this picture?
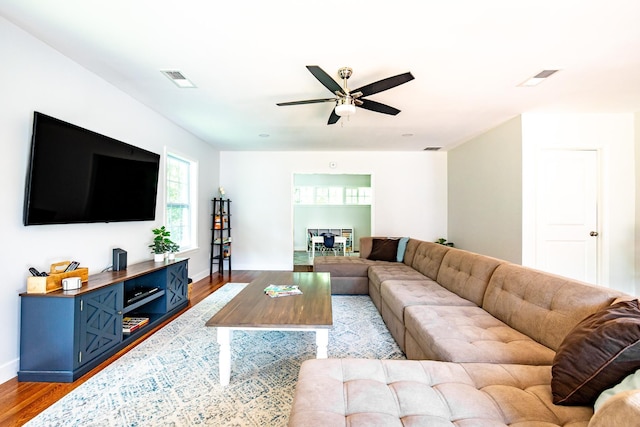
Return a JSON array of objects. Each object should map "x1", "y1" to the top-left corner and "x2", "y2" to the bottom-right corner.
[
  {"x1": 277, "y1": 98, "x2": 335, "y2": 106},
  {"x1": 352, "y1": 72, "x2": 414, "y2": 97},
  {"x1": 306, "y1": 65, "x2": 345, "y2": 95},
  {"x1": 358, "y1": 98, "x2": 401, "y2": 115},
  {"x1": 327, "y1": 109, "x2": 341, "y2": 125}
]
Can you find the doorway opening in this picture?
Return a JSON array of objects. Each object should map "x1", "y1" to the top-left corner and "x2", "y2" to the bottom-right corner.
[{"x1": 292, "y1": 173, "x2": 372, "y2": 270}]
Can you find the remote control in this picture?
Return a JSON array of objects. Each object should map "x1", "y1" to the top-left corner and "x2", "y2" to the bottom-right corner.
[
  {"x1": 28, "y1": 267, "x2": 41, "y2": 276},
  {"x1": 64, "y1": 261, "x2": 79, "y2": 272}
]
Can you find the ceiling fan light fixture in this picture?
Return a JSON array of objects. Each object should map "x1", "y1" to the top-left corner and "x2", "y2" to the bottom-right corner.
[
  {"x1": 335, "y1": 97, "x2": 356, "y2": 116},
  {"x1": 277, "y1": 66, "x2": 414, "y2": 124},
  {"x1": 335, "y1": 103, "x2": 356, "y2": 116}
]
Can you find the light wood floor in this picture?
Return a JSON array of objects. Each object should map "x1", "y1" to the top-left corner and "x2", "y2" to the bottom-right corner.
[{"x1": 0, "y1": 270, "x2": 265, "y2": 427}]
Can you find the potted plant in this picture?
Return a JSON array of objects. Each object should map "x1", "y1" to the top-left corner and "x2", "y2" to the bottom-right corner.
[
  {"x1": 166, "y1": 241, "x2": 180, "y2": 260},
  {"x1": 149, "y1": 226, "x2": 171, "y2": 262},
  {"x1": 435, "y1": 238, "x2": 454, "y2": 247}
]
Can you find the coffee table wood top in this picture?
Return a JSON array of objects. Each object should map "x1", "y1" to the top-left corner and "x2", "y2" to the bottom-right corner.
[{"x1": 205, "y1": 271, "x2": 332, "y2": 329}]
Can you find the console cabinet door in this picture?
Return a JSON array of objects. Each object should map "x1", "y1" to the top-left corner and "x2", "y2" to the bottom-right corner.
[
  {"x1": 77, "y1": 283, "x2": 123, "y2": 368},
  {"x1": 166, "y1": 261, "x2": 188, "y2": 311}
]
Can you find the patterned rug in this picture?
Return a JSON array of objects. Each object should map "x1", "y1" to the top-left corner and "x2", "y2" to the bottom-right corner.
[{"x1": 27, "y1": 283, "x2": 405, "y2": 426}]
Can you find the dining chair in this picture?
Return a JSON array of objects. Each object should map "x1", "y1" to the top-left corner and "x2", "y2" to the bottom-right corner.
[{"x1": 321, "y1": 233, "x2": 337, "y2": 256}]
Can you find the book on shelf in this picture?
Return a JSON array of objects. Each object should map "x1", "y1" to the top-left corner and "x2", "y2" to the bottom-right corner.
[
  {"x1": 264, "y1": 284, "x2": 303, "y2": 298},
  {"x1": 122, "y1": 316, "x2": 149, "y2": 334}
]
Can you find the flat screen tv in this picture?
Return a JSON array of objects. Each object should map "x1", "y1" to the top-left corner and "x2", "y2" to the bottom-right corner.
[{"x1": 23, "y1": 112, "x2": 161, "y2": 225}]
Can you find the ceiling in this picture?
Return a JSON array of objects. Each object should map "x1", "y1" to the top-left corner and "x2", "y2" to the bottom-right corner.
[{"x1": 2, "y1": 0, "x2": 639, "y2": 151}]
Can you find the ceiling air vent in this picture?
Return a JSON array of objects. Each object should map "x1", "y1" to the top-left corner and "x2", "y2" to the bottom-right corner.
[
  {"x1": 519, "y1": 69, "x2": 560, "y2": 87},
  {"x1": 165, "y1": 71, "x2": 186, "y2": 80},
  {"x1": 534, "y1": 70, "x2": 559, "y2": 79},
  {"x1": 423, "y1": 147, "x2": 442, "y2": 151},
  {"x1": 161, "y1": 70, "x2": 196, "y2": 88}
]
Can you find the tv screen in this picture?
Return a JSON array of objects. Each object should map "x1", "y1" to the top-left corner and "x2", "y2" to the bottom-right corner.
[{"x1": 24, "y1": 112, "x2": 161, "y2": 225}]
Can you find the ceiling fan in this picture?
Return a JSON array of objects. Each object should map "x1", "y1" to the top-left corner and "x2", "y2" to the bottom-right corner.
[{"x1": 276, "y1": 66, "x2": 414, "y2": 125}]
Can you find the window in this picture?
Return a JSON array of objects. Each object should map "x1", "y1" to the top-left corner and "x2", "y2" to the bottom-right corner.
[
  {"x1": 294, "y1": 186, "x2": 315, "y2": 204},
  {"x1": 328, "y1": 187, "x2": 343, "y2": 204},
  {"x1": 315, "y1": 187, "x2": 329, "y2": 204},
  {"x1": 345, "y1": 188, "x2": 358, "y2": 204},
  {"x1": 293, "y1": 185, "x2": 371, "y2": 205},
  {"x1": 166, "y1": 153, "x2": 197, "y2": 251},
  {"x1": 355, "y1": 187, "x2": 372, "y2": 204},
  {"x1": 346, "y1": 187, "x2": 371, "y2": 204}
]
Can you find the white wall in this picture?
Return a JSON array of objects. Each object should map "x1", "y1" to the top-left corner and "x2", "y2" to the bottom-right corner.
[
  {"x1": 448, "y1": 116, "x2": 523, "y2": 262},
  {"x1": 636, "y1": 113, "x2": 640, "y2": 291},
  {"x1": 522, "y1": 113, "x2": 636, "y2": 294},
  {"x1": 220, "y1": 151, "x2": 448, "y2": 270},
  {"x1": 0, "y1": 17, "x2": 219, "y2": 383},
  {"x1": 450, "y1": 113, "x2": 637, "y2": 294}
]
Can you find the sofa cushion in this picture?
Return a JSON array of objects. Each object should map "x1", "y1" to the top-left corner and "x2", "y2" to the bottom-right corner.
[
  {"x1": 482, "y1": 263, "x2": 624, "y2": 352},
  {"x1": 396, "y1": 237, "x2": 409, "y2": 262},
  {"x1": 404, "y1": 304, "x2": 556, "y2": 364},
  {"x1": 368, "y1": 263, "x2": 428, "y2": 313},
  {"x1": 399, "y1": 238, "x2": 421, "y2": 267},
  {"x1": 435, "y1": 247, "x2": 502, "y2": 306},
  {"x1": 407, "y1": 241, "x2": 450, "y2": 281},
  {"x1": 594, "y1": 368, "x2": 640, "y2": 412},
  {"x1": 368, "y1": 238, "x2": 399, "y2": 261},
  {"x1": 380, "y1": 279, "x2": 477, "y2": 352},
  {"x1": 288, "y1": 358, "x2": 593, "y2": 427},
  {"x1": 589, "y1": 389, "x2": 640, "y2": 427},
  {"x1": 368, "y1": 263, "x2": 427, "y2": 290},
  {"x1": 381, "y1": 279, "x2": 476, "y2": 324},
  {"x1": 551, "y1": 299, "x2": 640, "y2": 406}
]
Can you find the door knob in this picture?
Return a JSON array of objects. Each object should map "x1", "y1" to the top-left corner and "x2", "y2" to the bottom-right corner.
[{"x1": 590, "y1": 231, "x2": 599, "y2": 237}]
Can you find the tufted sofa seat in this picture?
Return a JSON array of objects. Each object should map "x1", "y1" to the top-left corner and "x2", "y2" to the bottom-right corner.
[
  {"x1": 290, "y1": 358, "x2": 593, "y2": 427},
  {"x1": 404, "y1": 263, "x2": 621, "y2": 364}
]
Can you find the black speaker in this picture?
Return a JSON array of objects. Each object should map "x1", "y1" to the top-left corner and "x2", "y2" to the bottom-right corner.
[{"x1": 113, "y1": 248, "x2": 127, "y2": 271}]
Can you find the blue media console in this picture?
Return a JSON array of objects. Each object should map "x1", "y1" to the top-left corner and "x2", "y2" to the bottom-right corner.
[{"x1": 18, "y1": 258, "x2": 189, "y2": 382}]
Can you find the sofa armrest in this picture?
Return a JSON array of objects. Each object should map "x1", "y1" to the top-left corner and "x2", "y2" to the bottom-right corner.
[
  {"x1": 588, "y1": 389, "x2": 640, "y2": 427},
  {"x1": 359, "y1": 236, "x2": 374, "y2": 258}
]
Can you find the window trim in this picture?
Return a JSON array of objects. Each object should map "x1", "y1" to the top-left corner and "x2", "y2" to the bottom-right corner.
[{"x1": 164, "y1": 149, "x2": 198, "y2": 252}]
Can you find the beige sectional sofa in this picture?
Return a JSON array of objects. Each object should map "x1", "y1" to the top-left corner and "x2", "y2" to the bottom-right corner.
[{"x1": 291, "y1": 237, "x2": 640, "y2": 426}]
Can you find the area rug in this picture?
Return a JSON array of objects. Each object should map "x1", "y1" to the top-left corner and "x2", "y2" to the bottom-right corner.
[{"x1": 27, "y1": 283, "x2": 405, "y2": 426}]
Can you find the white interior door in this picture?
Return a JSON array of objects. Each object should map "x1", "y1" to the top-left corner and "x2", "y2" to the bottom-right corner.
[{"x1": 536, "y1": 149, "x2": 599, "y2": 283}]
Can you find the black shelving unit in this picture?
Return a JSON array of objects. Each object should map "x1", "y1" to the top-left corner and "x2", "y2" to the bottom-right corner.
[{"x1": 210, "y1": 198, "x2": 232, "y2": 275}]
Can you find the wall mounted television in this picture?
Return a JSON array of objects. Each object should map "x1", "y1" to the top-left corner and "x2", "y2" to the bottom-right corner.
[{"x1": 23, "y1": 112, "x2": 161, "y2": 226}]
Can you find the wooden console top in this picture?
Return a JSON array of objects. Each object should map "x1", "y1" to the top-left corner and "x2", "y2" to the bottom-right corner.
[{"x1": 20, "y1": 258, "x2": 188, "y2": 298}]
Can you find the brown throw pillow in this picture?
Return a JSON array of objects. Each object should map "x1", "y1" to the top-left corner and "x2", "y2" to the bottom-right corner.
[
  {"x1": 551, "y1": 299, "x2": 640, "y2": 406},
  {"x1": 367, "y1": 238, "x2": 399, "y2": 262}
]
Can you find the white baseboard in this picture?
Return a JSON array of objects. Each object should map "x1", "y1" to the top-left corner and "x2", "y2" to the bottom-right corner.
[
  {"x1": 0, "y1": 357, "x2": 19, "y2": 385},
  {"x1": 190, "y1": 269, "x2": 211, "y2": 284}
]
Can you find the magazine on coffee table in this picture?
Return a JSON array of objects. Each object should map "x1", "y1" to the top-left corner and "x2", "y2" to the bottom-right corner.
[{"x1": 264, "y1": 284, "x2": 303, "y2": 298}]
